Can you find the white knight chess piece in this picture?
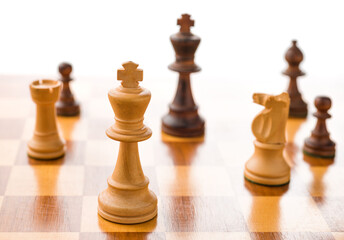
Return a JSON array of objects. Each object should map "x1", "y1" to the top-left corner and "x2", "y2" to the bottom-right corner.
[{"x1": 244, "y1": 92, "x2": 291, "y2": 186}]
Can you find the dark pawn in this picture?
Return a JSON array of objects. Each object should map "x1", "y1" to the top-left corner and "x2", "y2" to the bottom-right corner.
[
  {"x1": 303, "y1": 96, "x2": 335, "y2": 158},
  {"x1": 282, "y1": 40, "x2": 307, "y2": 118},
  {"x1": 161, "y1": 14, "x2": 205, "y2": 137},
  {"x1": 56, "y1": 62, "x2": 80, "y2": 116}
]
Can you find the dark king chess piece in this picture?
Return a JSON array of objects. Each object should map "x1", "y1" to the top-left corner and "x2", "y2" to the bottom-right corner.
[
  {"x1": 303, "y1": 96, "x2": 336, "y2": 158},
  {"x1": 282, "y1": 40, "x2": 307, "y2": 118},
  {"x1": 161, "y1": 14, "x2": 205, "y2": 137},
  {"x1": 56, "y1": 62, "x2": 80, "y2": 116}
]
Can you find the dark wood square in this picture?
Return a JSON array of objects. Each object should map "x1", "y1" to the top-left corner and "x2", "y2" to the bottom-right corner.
[
  {"x1": 0, "y1": 167, "x2": 11, "y2": 195},
  {"x1": 0, "y1": 196, "x2": 82, "y2": 232},
  {"x1": 313, "y1": 196, "x2": 344, "y2": 232},
  {"x1": 161, "y1": 196, "x2": 247, "y2": 232}
]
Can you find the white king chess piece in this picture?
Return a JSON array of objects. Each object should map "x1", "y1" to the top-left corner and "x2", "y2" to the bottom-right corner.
[{"x1": 98, "y1": 61, "x2": 157, "y2": 224}]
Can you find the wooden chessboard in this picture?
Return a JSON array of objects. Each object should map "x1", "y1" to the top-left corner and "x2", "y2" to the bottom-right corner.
[{"x1": 0, "y1": 73, "x2": 343, "y2": 240}]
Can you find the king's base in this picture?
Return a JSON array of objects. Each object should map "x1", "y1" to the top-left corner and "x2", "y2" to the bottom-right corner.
[
  {"x1": 244, "y1": 141, "x2": 290, "y2": 186},
  {"x1": 27, "y1": 146, "x2": 65, "y2": 160},
  {"x1": 98, "y1": 187, "x2": 158, "y2": 224},
  {"x1": 56, "y1": 101, "x2": 80, "y2": 117}
]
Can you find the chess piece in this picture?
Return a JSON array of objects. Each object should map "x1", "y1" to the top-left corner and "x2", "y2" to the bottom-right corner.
[
  {"x1": 27, "y1": 79, "x2": 66, "y2": 159},
  {"x1": 161, "y1": 14, "x2": 205, "y2": 137},
  {"x1": 282, "y1": 40, "x2": 307, "y2": 118},
  {"x1": 303, "y1": 96, "x2": 335, "y2": 158},
  {"x1": 56, "y1": 62, "x2": 80, "y2": 116},
  {"x1": 98, "y1": 61, "x2": 157, "y2": 224},
  {"x1": 244, "y1": 92, "x2": 291, "y2": 186}
]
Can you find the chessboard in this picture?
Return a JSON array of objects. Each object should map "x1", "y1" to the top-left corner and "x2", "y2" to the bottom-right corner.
[{"x1": 0, "y1": 73, "x2": 343, "y2": 240}]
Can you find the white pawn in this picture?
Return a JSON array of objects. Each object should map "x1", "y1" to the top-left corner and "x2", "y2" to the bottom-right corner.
[
  {"x1": 98, "y1": 61, "x2": 157, "y2": 224},
  {"x1": 244, "y1": 92, "x2": 291, "y2": 186},
  {"x1": 27, "y1": 79, "x2": 66, "y2": 159}
]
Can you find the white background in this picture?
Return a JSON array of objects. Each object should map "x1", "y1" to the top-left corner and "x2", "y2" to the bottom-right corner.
[{"x1": 1, "y1": 0, "x2": 344, "y2": 84}]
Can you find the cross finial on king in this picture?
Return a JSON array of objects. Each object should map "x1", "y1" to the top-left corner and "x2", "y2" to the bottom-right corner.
[
  {"x1": 177, "y1": 14, "x2": 194, "y2": 33},
  {"x1": 117, "y1": 61, "x2": 143, "y2": 88}
]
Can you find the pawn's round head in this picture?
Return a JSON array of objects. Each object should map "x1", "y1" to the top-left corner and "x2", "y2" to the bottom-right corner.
[
  {"x1": 59, "y1": 62, "x2": 72, "y2": 78},
  {"x1": 315, "y1": 96, "x2": 332, "y2": 112}
]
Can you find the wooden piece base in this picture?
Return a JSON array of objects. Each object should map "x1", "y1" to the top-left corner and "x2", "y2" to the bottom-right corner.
[
  {"x1": 161, "y1": 131, "x2": 204, "y2": 143},
  {"x1": 27, "y1": 144, "x2": 65, "y2": 160},
  {"x1": 98, "y1": 189, "x2": 157, "y2": 224},
  {"x1": 56, "y1": 101, "x2": 80, "y2": 117},
  {"x1": 244, "y1": 141, "x2": 290, "y2": 186},
  {"x1": 303, "y1": 142, "x2": 335, "y2": 159},
  {"x1": 161, "y1": 114, "x2": 205, "y2": 138},
  {"x1": 289, "y1": 101, "x2": 307, "y2": 118}
]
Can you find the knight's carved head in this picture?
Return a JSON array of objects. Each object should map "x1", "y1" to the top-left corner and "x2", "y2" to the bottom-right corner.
[
  {"x1": 253, "y1": 92, "x2": 289, "y2": 109},
  {"x1": 251, "y1": 92, "x2": 290, "y2": 144}
]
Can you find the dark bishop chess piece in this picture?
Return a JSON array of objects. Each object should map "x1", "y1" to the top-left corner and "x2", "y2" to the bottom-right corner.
[
  {"x1": 161, "y1": 14, "x2": 205, "y2": 137},
  {"x1": 303, "y1": 96, "x2": 336, "y2": 159},
  {"x1": 56, "y1": 62, "x2": 80, "y2": 116},
  {"x1": 282, "y1": 40, "x2": 307, "y2": 118}
]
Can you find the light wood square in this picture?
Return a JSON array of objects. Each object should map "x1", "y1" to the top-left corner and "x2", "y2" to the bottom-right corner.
[
  {"x1": 80, "y1": 196, "x2": 165, "y2": 232},
  {"x1": 0, "y1": 233, "x2": 79, "y2": 240},
  {"x1": 85, "y1": 140, "x2": 118, "y2": 166},
  {"x1": 156, "y1": 166, "x2": 235, "y2": 196},
  {"x1": 88, "y1": 98, "x2": 113, "y2": 119},
  {"x1": 0, "y1": 99, "x2": 32, "y2": 118},
  {"x1": 137, "y1": 140, "x2": 155, "y2": 166},
  {"x1": 0, "y1": 140, "x2": 20, "y2": 165},
  {"x1": 21, "y1": 117, "x2": 35, "y2": 140},
  {"x1": 166, "y1": 232, "x2": 251, "y2": 240},
  {"x1": 218, "y1": 140, "x2": 253, "y2": 167},
  {"x1": 5, "y1": 166, "x2": 84, "y2": 196},
  {"x1": 238, "y1": 196, "x2": 331, "y2": 232}
]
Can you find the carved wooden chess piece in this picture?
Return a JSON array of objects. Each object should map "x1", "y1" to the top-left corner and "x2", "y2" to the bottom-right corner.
[
  {"x1": 56, "y1": 62, "x2": 80, "y2": 116},
  {"x1": 303, "y1": 96, "x2": 335, "y2": 158},
  {"x1": 28, "y1": 79, "x2": 66, "y2": 159},
  {"x1": 161, "y1": 14, "x2": 205, "y2": 137},
  {"x1": 282, "y1": 40, "x2": 307, "y2": 118},
  {"x1": 98, "y1": 61, "x2": 157, "y2": 224},
  {"x1": 244, "y1": 92, "x2": 291, "y2": 186}
]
